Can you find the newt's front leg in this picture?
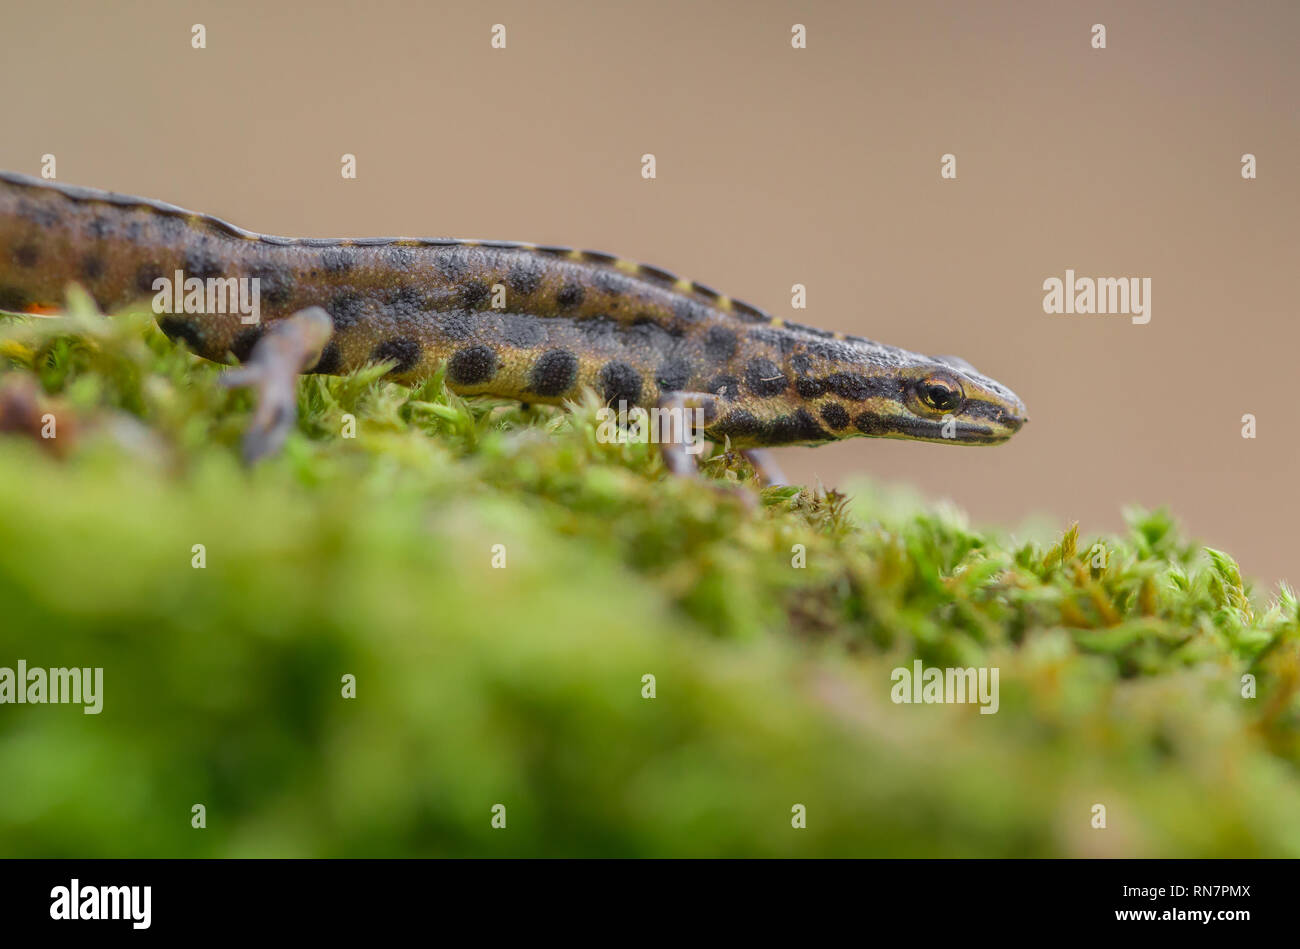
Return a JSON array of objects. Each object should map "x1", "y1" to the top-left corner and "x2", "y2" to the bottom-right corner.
[
  {"x1": 654, "y1": 391, "x2": 719, "y2": 478},
  {"x1": 741, "y1": 449, "x2": 787, "y2": 487},
  {"x1": 218, "y1": 308, "x2": 333, "y2": 463}
]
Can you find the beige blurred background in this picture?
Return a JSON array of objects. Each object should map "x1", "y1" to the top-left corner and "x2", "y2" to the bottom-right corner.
[{"x1": 2, "y1": 0, "x2": 1297, "y2": 583}]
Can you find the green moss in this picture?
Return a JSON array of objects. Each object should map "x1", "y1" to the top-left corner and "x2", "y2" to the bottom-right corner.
[{"x1": 0, "y1": 295, "x2": 1298, "y2": 856}]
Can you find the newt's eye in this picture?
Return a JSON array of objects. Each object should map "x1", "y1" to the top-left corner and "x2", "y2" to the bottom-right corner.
[{"x1": 916, "y1": 374, "x2": 964, "y2": 414}]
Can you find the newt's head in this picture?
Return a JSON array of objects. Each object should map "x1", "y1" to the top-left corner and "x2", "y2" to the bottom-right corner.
[
  {"x1": 698, "y1": 325, "x2": 1029, "y2": 450},
  {"x1": 863, "y1": 354, "x2": 1028, "y2": 445}
]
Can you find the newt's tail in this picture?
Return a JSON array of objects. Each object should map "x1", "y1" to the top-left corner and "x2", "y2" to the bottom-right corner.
[{"x1": 0, "y1": 171, "x2": 271, "y2": 361}]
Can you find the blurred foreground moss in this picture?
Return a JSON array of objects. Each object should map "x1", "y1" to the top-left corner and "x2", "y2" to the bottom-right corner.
[{"x1": 1, "y1": 298, "x2": 1298, "y2": 856}]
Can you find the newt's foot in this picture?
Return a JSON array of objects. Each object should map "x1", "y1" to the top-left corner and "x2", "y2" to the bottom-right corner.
[{"x1": 219, "y1": 307, "x2": 333, "y2": 463}]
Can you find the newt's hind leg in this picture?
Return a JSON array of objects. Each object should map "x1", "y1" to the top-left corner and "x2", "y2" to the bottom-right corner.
[{"x1": 219, "y1": 307, "x2": 333, "y2": 463}]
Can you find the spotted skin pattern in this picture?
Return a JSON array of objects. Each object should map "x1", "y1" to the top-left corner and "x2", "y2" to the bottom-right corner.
[{"x1": 0, "y1": 172, "x2": 1028, "y2": 449}]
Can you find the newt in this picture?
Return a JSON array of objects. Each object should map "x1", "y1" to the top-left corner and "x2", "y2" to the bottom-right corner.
[{"x1": 0, "y1": 171, "x2": 1027, "y2": 476}]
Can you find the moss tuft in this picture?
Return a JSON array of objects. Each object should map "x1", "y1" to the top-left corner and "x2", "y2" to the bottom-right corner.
[{"x1": 1, "y1": 298, "x2": 1298, "y2": 856}]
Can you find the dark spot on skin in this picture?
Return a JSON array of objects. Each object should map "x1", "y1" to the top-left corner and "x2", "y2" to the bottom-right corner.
[
  {"x1": 230, "y1": 326, "x2": 265, "y2": 362},
  {"x1": 556, "y1": 282, "x2": 585, "y2": 309},
  {"x1": 766, "y1": 409, "x2": 829, "y2": 445},
  {"x1": 136, "y1": 264, "x2": 164, "y2": 294},
  {"x1": 708, "y1": 374, "x2": 740, "y2": 400},
  {"x1": 158, "y1": 315, "x2": 204, "y2": 352},
  {"x1": 249, "y1": 266, "x2": 294, "y2": 308},
  {"x1": 854, "y1": 412, "x2": 891, "y2": 436},
  {"x1": 793, "y1": 354, "x2": 826, "y2": 398},
  {"x1": 507, "y1": 262, "x2": 542, "y2": 295},
  {"x1": 745, "y1": 358, "x2": 788, "y2": 397},
  {"x1": 183, "y1": 247, "x2": 224, "y2": 280},
  {"x1": 830, "y1": 373, "x2": 902, "y2": 401},
  {"x1": 599, "y1": 361, "x2": 642, "y2": 406},
  {"x1": 87, "y1": 216, "x2": 113, "y2": 239},
  {"x1": 124, "y1": 220, "x2": 144, "y2": 242},
  {"x1": 326, "y1": 293, "x2": 367, "y2": 329},
  {"x1": 448, "y1": 344, "x2": 498, "y2": 385},
  {"x1": 13, "y1": 244, "x2": 39, "y2": 268},
  {"x1": 872, "y1": 377, "x2": 906, "y2": 400},
  {"x1": 0, "y1": 286, "x2": 30, "y2": 312},
  {"x1": 654, "y1": 357, "x2": 692, "y2": 393},
  {"x1": 309, "y1": 342, "x2": 343, "y2": 375},
  {"x1": 795, "y1": 378, "x2": 825, "y2": 399},
  {"x1": 711, "y1": 410, "x2": 762, "y2": 439},
  {"x1": 385, "y1": 285, "x2": 429, "y2": 318},
  {"x1": 529, "y1": 349, "x2": 579, "y2": 396},
  {"x1": 372, "y1": 338, "x2": 422, "y2": 374},
  {"x1": 703, "y1": 326, "x2": 737, "y2": 362},
  {"x1": 393, "y1": 286, "x2": 425, "y2": 308},
  {"x1": 80, "y1": 255, "x2": 105, "y2": 280},
  {"x1": 320, "y1": 248, "x2": 353, "y2": 274},
  {"x1": 821, "y1": 403, "x2": 850, "y2": 429},
  {"x1": 824, "y1": 372, "x2": 873, "y2": 402},
  {"x1": 499, "y1": 313, "x2": 546, "y2": 348},
  {"x1": 461, "y1": 279, "x2": 491, "y2": 308}
]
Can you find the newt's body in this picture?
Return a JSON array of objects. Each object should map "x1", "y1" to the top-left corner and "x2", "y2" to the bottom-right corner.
[{"x1": 0, "y1": 171, "x2": 1027, "y2": 466}]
